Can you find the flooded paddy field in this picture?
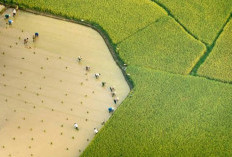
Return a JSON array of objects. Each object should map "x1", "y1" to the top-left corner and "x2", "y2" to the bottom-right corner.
[{"x1": 0, "y1": 7, "x2": 129, "y2": 157}]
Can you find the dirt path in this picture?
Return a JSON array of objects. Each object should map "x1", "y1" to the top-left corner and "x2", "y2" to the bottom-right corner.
[{"x1": 0, "y1": 8, "x2": 129, "y2": 157}]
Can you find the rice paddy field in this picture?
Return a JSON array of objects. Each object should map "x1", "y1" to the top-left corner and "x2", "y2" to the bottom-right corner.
[
  {"x1": 0, "y1": 0, "x2": 232, "y2": 156},
  {"x1": 152, "y1": 0, "x2": 232, "y2": 45},
  {"x1": 197, "y1": 19, "x2": 232, "y2": 83},
  {"x1": 117, "y1": 16, "x2": 205, "y2": 75},
  {"x1": 0, "y1": 7, "x2": 129, "y2": 157}
]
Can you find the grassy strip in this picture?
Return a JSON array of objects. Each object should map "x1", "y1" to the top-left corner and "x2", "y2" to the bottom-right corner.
[
  {"x1": 152, "y1": 0, "x2": 232, "y2": 45},
  {"x1": 117, "y1": 16, "x2": 205, "y2": 75},
  {"x1": 197, "y1": 18, "x2": 232, "y2": 83},
  {"x1": 82, "y1": 66, "x2": 232, "y2": 156}
]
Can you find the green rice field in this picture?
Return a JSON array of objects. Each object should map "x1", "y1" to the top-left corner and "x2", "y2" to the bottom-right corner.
[
  {"x1": 82, "y1": 66, "x2": 232, "y2": 156},
  {"x1": 197, "y1": 19, "x2": 232, "y2": 83},
  {"x1": 117, "y1": 16, "x2": 205, "y2": 75},
  {"x1": 152, "y1": 0, "x2": 232, "y2": 45},
  {"x1": 1, "y1": 0, "x2": 232, "y2": 156}
]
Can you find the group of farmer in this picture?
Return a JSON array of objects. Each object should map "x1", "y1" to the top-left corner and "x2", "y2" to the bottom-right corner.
[
  {"x1": 4, "y1": 7, "x2": 39, "y2": 46},
  {"x1": 4, "y1": 7, "x2": 118, "y2": 136},
  {"x1": 4, "y1": 8, "x2": 17, "y2": 25},
  {"x1": 74, "y1": 57, "x2": 121, "y2": 134}
]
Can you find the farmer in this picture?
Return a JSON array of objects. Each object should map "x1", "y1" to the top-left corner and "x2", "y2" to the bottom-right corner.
[
  {"x1": 85, "y1": 66, "x2": 90, "y2": 71},
  {"x1": 5, "y1": 14, "x2": 10, "y2": 19},
  {"x1": 94, "y1": 128, "x2": 98, "y2": 134},
  {"x1": 101, "y1": 82, "x2": 106, "y2": 87},
  {"x1": 111, "y1": 92, "x2": 116, "y2": 97},
  {"x1": 8, "y1": 20, "x2": 13, "y2": 25},
  {"x1": 13, "y1": 9, "x2": 17, "y2": 17},
  {"x1": 73, "y1": 123, "x2": 79, "y2": 130},
  {"x1": 109, "y1": 86, "x2": 115, "y2": 92},
  {"x1": 77, "y1": 56, "x2": 82, "y2": 62},
  {"x1": 108, "y1": 107, "x2": 114, "y2": 113},
  {"x1": 114, "y1": 97, "x2": 119, "y2": 104},
  {"x1": 95, "y1": 73, "x2": 101, "y2": 79},
  {"x1": 35, "y1": 32, "x2": 39, "y2": 37}
]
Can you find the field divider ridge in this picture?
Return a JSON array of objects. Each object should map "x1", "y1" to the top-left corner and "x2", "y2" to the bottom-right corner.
[
  {"x1": 151, "y1": 0, "x2": 207, "y2": 46},
  {"x1": 189, "y1": 13, "x2": 232, "y2": 77},
  {"x1": 116, "y1": 17, "x2": 164, "y2": 45}
]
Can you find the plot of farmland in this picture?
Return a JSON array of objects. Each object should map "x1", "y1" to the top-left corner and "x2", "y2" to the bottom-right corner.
[
  {"x1": 82, "y1": 66, "x2": 232, "y2": 156},
  {"x1": 197, "y1": 19, "x2": 232, "y2": 83},
  {"x1": 0, "y1": 0, "x2": 232, "y2": 156},
  {"x1": 152, "y1": 0, "x2": 232, "y2": 45},
  {"x1": 8, "y1": 0, "x2": 167, "y2": 43},
  {"x1": 0, "y1": 9, "x2": 129, "y2": 157},
  {"x1": 117, "y1": 16, "x2": 205, "y2": 75}
]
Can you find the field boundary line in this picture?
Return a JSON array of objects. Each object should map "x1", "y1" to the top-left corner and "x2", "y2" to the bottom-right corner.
[
  {"x1": 193, "y1": 74, "x2": 232, "y2": 85},
  {"x1": 142, "y1": 65, "x2": 232, "y2": 85},
  {"x1": 151, "y1": 0, "x2": 208, "y2": 46},
  {"x1": 116, "y1": 17, "x2": 164, "y2": 45},
  {"x1": 151, "y1": 1, "x2": 232, "y2": 83},
  {"x1": 190, "y1": 13, "x2": 232, "y2": 75}
]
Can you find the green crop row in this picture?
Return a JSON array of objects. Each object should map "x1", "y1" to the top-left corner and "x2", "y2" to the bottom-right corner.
[
  {"x1": 197, "y1": 19, "x2": 232, "y2": 83},
  {"x1": 117, "y1": 16, "x2": 206, "y2": 75},
  {"x1": 82, "y1": 66, "x2": 232, "y2": 156},
  {"x1": 152, "y1": 0, "x2": 232, "y2": 45},
  {"x1": 3, "y1": 0, "x2": 167, "y2": 44}
]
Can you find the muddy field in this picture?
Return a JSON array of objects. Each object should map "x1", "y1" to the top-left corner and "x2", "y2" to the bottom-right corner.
[{"x1": 0, "y1": 7, "x2": 129, "y2": 157}]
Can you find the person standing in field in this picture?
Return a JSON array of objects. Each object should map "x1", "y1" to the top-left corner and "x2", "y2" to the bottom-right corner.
[
  {"x1": 77, "y1": 56, "x2": 82, "y2": 62},
  {"x1": 85, "y1": 66, "x2": 90, "y2": 71},
  {"x1": 13, "y1": 9, "x2": 17, "y2": 17},
  {"x1": 111, "y1": 92, "x2": 116, "y2": 97},
  {"x1": 110, "y1": 86, "x2": 115, "y2": 92},
  {"x1": 35, "y1": 32, "x2": 39, "y2": 37},
  {"x1": 94, "y1": 128, "x2": 98, "y2": 134},
  {"x1": 113, "y1": 97, "x2": 119, "y2": 104},
  {"x1": 8, "y1": 20, "x2": 13, "y2": 25},
  {"x1": 95, "y1": 73, "x2": 101, "y2": 79},
  {"x1": 74, "y1": 123, "x2": 79, "y2": 130},
  {"x1": 108, "y1": 107, "x2": 114, "y2": 113},
  {"x1": 102, "y1": 82, "x2": 106, "y2": 87},
  {"x1": 5, "y1": 14, "x2": 10, "y2": 19}
]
